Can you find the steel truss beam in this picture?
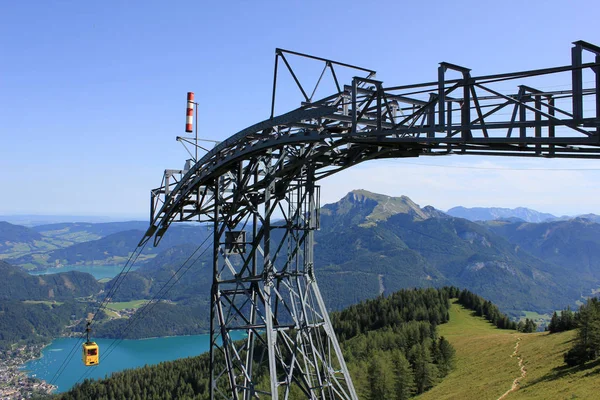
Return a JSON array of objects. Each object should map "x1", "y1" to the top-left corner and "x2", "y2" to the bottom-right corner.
[{"x1": 141, "y1": 41, "x2": 600, "y2": 399}]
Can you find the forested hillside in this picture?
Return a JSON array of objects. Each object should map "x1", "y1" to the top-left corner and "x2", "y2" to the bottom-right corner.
[
  {"x1": 485, "y1": 218, "x2": 600, "y2": 284},
  {"x1": 58, "y1": 287, "x2": 468, "y2": 400},
  {"x1": 315, "y1": 191, "x2": 579, "y2": 315},
  {"x1": 0, "y1": 221, "x2": 43, "y2": 243},
  {"x1": 333, "y1": 287, "x2": 458, "y2": 398},
  {"x1": 0, "y1": 260, "x2": 100, "y2": 301},
  {"x1": 93, "y1": 302, "x2": 209, "y2": 339},
  {"x1": 0, "y1": 300, "x2": 90, "y2": 350},
  {"x1": 0, "y1": 260, "x2": 101, "y2": 349}
]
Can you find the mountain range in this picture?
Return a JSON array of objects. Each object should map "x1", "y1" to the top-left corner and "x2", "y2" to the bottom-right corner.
[
  {"x1": 446, "y1": 205, "x2": 600, "y2": 224},
  {"x1": 315, "y1": 191, "x2": 589, "y2": 314},
  {"x1": 446, "y1": 206, "x2": 558, "y2": 222},
  {"x1": 0, "y1": 222, "x2": 210, "y2": 269},
  {"x1": 2, "y1": 190, "x2": 600, "y2": 325},
  {"x1": 89, "y1": 191, "x2": 600, "y2": 316}
]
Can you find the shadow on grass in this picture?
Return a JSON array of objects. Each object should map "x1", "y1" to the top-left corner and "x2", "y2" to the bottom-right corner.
[
  {"x1": 464, "y1": 310, "x2": 509, "y2": 330},
  {"x1": 583, "y1": 361, "x2": 600, "y2": 378},
  {"x1": 521, "y1": 358, "x2": 600, "y2": 388}
]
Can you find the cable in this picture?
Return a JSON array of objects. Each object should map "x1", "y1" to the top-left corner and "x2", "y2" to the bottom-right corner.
[
  {"x1": 395, "y1": 160, "x2": 600, "y2": 171},
  {"x1": 49, "y1": 241, "x2": 148, "y2": 386},
  {"x1": 101, "y1": 235, "x2": 212, "y2": 355},
  {"x1": 76, "y1": 235, "x2": 212, "y2": 384},
  {"x1": 75, "y1": 232, "x2": 214, "y2": 385},
  {"x1": 48, "y1": 245, "x2": 143, "y2": 385},
  {"x1": 91, "y1": 241, "x2": 150, "y2": 325}
]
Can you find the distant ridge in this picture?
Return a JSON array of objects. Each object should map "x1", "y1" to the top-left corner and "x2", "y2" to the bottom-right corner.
[
  {"x1": 0, "y1": 259, "x2": 100, "y2": 300},
  {"x1": 0, "y1": 215, "x2": 145, "y2": 226},
  {"x1": 446, "y1": 206, "x2": 557, "y2": 223},
  {"x1": 574, "y1": 213, "x2": 600, "y2": 223},
  {"x1": 4, "y1": 191, "x2": 600, "y2": 317},
  {"x1": 0, "y1": 221, "x2": 42, "y2": 244}
]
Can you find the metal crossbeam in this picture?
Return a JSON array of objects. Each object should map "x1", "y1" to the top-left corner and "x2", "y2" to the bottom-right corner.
[{"x1": 142, "y1": 41, "x2": 600, "y2": 399}]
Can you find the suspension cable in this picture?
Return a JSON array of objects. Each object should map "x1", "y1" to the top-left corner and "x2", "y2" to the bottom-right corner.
[
  {"x1": 74, "y1": 232, "x2": 214, "y2": 385},
  {"x1": 49, "y1": 241, "x2": 148, "y2": 386}
]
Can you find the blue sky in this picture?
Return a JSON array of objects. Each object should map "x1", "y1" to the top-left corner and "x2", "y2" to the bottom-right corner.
[{"x1": 1, "y1": 0, "x2": 599, "y2": 219}]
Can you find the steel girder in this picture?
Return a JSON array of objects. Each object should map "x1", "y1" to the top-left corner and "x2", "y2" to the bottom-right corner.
[{"x1": 140, "y1": 41, "x2": 600, "y2": 399}]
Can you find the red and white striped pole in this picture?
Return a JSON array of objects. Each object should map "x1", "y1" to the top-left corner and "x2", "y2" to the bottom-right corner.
[{"x1": 185, "y1": 92, "x2": 194, "y2": 133}]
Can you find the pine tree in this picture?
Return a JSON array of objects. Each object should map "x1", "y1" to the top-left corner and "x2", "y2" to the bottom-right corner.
[
  {"x1": 520, "y1": 318, "x2": 537, "y2": 333},
  {"x1": 409, "y1": 342, "x2": 439, "y2": 394},
  {"x1": 390, "y1": 349, "x2": 415, "y2": 400},
  {"x1": 560, "y1": 306, "x2": 576, "y2": 331},
  {"x1": 548, "y1": 312, "x2": 559, "y2": 333},
  {"x1": 436, "y1": 336, "x2": 456, "y2": 377},
  {"x1": 577, "y1": 299, "x2": 600, "y2": 359},
  {"x1": 565, "y1": 298, "x2": 600, "y2": 366},
  {"x1": 367, "y1": 351, "x2": 396, "y2": 400}
]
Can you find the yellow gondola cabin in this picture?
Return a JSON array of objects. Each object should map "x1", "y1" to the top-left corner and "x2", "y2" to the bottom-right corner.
[
  {"x1": 82, "y1": 321, "x2": 99, "y2": 366},
  {"x1": 82, "y1": 341, "x2": 99, "y2": 366}
]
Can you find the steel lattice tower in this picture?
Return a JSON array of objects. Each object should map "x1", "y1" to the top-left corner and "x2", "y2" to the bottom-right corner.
[{"x1": 208, "y1": 163, "x2": 356, "y2": 399}]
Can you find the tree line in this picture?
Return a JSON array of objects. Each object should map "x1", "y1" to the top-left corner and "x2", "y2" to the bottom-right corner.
[
  {"x1": 547, "y1": 306, "x2": 577, "y2": 334},
  {"x1": 331, "y1": 287, "x2": 456, "y2": 399},
  {"x1": 455, "y1": 288, "x2": 535, "y2": 331},
  {"x1": 59, "y1": 287, "x2": 464, "y2": 399}
]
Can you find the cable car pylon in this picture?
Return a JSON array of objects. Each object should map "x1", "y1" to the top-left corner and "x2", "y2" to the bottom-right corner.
[{"x1": 141, "y1": 41, "x2": 600, "y2": 399}]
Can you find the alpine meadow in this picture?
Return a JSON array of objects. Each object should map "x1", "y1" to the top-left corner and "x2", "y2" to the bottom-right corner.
[{"x1": 2, "y1": 2, "x2": 600, "y2": 399}]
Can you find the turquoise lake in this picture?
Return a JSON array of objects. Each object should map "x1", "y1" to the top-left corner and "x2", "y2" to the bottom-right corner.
[
  {"x1": 23, "y1": 332, "x2": 246, "y2": 393},
  {"x1": 29, "y1": 265, "x2": 136, "y2": 280}
]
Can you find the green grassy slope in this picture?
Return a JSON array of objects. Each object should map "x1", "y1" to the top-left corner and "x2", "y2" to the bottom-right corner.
[
  {"x1": 510, "y1": 330, "x2": 599, "y2": 399},
  {"x1": 418, "y1": 301, "x2": 519, "y2": 400},
  {"x1": 418, "y1": 301, "x2": 600, "y2": 400}
]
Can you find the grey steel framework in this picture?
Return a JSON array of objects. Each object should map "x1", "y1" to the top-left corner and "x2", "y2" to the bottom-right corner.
[{"x1": 140, "y1": 41, "x2": 600, "y2": 399}]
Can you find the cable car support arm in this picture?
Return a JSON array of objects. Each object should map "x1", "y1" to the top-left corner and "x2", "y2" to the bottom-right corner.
[{"x1": 140, "y1": 41, "x2": 600, "y2": 400}]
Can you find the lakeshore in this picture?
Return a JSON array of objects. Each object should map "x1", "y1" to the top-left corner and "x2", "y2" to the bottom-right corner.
[
  {"x1": 28, "y1": 264, "x2": 137, "y2": 280},
  {"x1": 22, "y1": 331, "x2": 247, "y2": 394},
  {"x1": 0, "y1": 344, "x2": 56, "y2": 400}
]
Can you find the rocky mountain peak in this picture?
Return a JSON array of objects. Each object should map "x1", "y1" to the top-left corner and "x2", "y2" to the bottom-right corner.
[{"x1": 322, "y1": 190, "x2": 444, "y2": 227}]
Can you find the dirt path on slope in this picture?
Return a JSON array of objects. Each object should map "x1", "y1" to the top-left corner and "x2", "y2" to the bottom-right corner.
[
  {"x1": 498, "y1": 337, "x2": 527, "y2": 400},
  {"x1": 378, "y1": 274, "x2": 385, "y2": 295}
]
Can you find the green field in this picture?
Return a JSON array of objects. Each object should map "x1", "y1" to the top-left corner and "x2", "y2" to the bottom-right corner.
[
  {"x1": 520, "y1": 311, "x2": 551, "y2": 320},
  {"x1": 22, "y1": 300, "x2": 64, "y2": 306},
  {"x1": 416, "y1": 301, "x2": 600, "y2": 400},
  {"x1": 103, "y1": 309, "x2": 122, "y2": 319},
  {"x1": 38, "y1": 228, "x2": 101, "y2": 243},
  {"x1": 107, "y1": 299, "x2": 148, "y2": 311},
  {"x1": 519, "y1": 310, "x2": 552, "y2": 327}
]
